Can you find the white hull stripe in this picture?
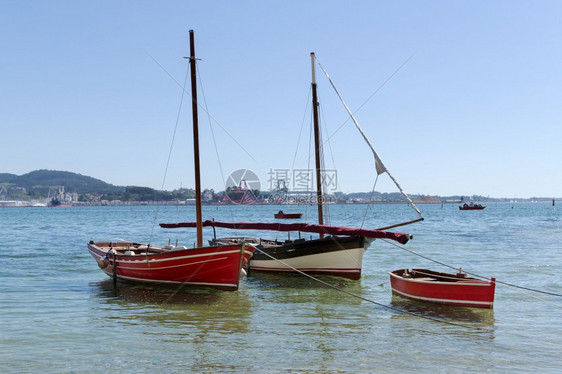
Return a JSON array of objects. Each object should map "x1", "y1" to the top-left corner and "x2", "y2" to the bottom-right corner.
[
  {"x1": 89, "y1": 248, "x2": 249, "y2": 265},
  {"x1": 105, "y1": 256, "x2": 230, "y2": 271},
  {"x1": 250, "y1": 247, "x2": 364, "y2": 270},
  {"x1": 250, "y1": 266, "x2": 360, "y2": 273}
]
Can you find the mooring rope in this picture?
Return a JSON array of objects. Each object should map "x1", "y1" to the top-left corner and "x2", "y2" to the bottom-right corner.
[
  {"x1": 382, "y1": 238, "x2": 562, "y2": 302},
  {"x1": 250, "y1": 245, "x2": 488, "y2": 331}
]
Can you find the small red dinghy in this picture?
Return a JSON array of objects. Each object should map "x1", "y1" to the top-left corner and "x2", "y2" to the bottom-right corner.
[
  {"x1": 274, "y1": 211, "x2": 303, "y2": 219},
  {"x1": 389, "y1": 268, "x2": 496, "y2": 309}
]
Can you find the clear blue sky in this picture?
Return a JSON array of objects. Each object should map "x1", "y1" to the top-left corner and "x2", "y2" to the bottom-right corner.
[{"x1": 1, "y1": 1, "x2": 560, "y2": 199}]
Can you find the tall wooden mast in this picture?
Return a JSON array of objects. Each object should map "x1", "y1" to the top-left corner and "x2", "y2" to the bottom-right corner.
[
  {"x1": 189, "y1": 29, "x2": 203, "y2": 248},
  {"x1": 310, "y1": 52, "x2": 324, "y2": 237}
]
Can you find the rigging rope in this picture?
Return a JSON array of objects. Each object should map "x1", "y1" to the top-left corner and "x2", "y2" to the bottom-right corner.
[
  {"x1": 321, "y1": 54, "x2": 414, "y2": 145},
  {"x1": 148, "y1": 53, "x2": 257, "y2": 164},
  {"x1": 316, "y1": 99, "x2": 331, "y2": 224},
  {"x1": 313, "y1": 55, "x2": 422, "y2": 219},
  {"x1": 148, "y1": 52, "x2": 257, "y2": 238},
  {"x1": 317, "y1": 89, "x2": 338, "y2": 225},
  {"x1": 196, "y1": 65, "x2": 238, "y2": 230},
  {"x1": 285, "y1": 86, "x2": 312, "y2": 221},
  {"x1": 306, "y1": 105, "x2": 314, "y2": 217},
  {"x1": 361, "y1": 175, "x2": 380, "y2": 229},
  {"x1": 148, "y1": 59, "x2": 191, "y2": 246},
  {"x1": 198, "y1": 68, "x2": 226, "y2": 193}
]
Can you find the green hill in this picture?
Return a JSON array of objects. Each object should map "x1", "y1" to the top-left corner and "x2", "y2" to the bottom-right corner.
[
  {"x1": 0, "y1": 170, "x2": 195, "y2": 202},
  {"x1": 0, "y1": 170, "x2": 123, "y2": 195},
  {"x1": 0, "y1": 173, "x2": 18, "y2": 183}
]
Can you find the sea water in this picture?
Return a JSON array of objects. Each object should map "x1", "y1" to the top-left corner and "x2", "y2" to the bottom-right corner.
[{"x1": 0, "y1": 202, "x2": 560, "y2": 373}]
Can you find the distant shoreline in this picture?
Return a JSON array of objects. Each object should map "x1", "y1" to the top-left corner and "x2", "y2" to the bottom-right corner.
[{"x1": 1, "y1": 200, "x2": 555, "y2": 208}]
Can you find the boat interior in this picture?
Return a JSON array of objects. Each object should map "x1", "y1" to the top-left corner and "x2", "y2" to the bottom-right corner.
[
  {"x1": 90, "y1": 241, "x2": 186, "y2": 255},
  {"x1": 395, "y1": 268, "x2": 474, "y2": 282}
]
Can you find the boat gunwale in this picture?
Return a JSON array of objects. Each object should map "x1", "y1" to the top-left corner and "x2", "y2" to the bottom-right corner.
[
  {"x1": 389, "y1": 270, "x2": 493, "y2": 286},
  {"x1": 389, "y1": 268, "x2": 494, "y2": 285}
]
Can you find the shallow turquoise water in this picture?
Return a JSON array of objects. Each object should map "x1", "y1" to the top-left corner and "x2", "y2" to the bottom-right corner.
[{"x1": 1, "y1": 202, "x2": 560, "y2": 373}]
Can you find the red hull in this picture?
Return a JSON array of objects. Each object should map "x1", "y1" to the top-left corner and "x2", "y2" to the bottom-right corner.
[
  {"x1": 274, "y1": 212, "x2": 303, "y2": 219},
  {"x1": 389, "y1": 268, "x2": 495, "y2": 309},
  {"x1": 88, "y1": 241, "x2": 255, "y2": 291}
]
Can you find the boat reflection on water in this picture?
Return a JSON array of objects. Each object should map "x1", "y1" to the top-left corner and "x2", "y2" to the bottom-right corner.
[
  {"x1": 247, "y1": 271, "x2": 361, "y2": 290},
  {"x1": 91, "y1": 279, "x2": 226, "y2": 304},
  {"x1": 89, "y1": 279, "x2": 252, "y2": 335},
  {"x1": 246, "y1": 272, "x2": 367, "y2": 307},
  {"x1": 390, "y1": 295, "x2": 495, "y2": 327}
]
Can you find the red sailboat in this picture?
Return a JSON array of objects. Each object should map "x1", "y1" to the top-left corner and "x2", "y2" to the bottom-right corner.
[
  {"x1": 87, "y1": 30, "x2": 254, "y2": 290},
  {"x1": 87, "y1": 241, "x2": 253, "y2": 290},
  {"x1": 389, "y1": 268, "x2": 496, "y2": 309}
]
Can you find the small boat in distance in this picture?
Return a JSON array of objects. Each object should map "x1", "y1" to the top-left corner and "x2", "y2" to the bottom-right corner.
[
  {"x1": 459, "y1": 202, "x2": 485, "y2": 210},
  {"x1": 87, "y1": 30, "x2": 255, "y2": 291},
  {"x1": 389, "y1": 268, "x2": 496, "y2": 309},
  {"x1": 274, "y1": 211, "x2": 303, "y2": 219}
]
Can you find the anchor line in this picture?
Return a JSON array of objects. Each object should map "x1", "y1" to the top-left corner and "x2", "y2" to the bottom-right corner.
[
  {"x1": 249, "y1": 245, "x2": 487, "y2": 331},
  {"x1": 381, "y1": 239, "x2": 562, "y2": 301}
]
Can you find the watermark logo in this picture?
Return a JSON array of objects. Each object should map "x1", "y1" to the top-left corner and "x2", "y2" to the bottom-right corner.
[
  {"x1": 223, "y1": 168, "x2": 338, "y2": 204},
  {"x1": 266, "y1": 168, "x2": 338, "y2": 204},
  {"x1": 224, "y1": 169, "x2": 261, "y2": 204},
  {"x1": 267, "y1": 168, "x2": 338, "y2": 193}
]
